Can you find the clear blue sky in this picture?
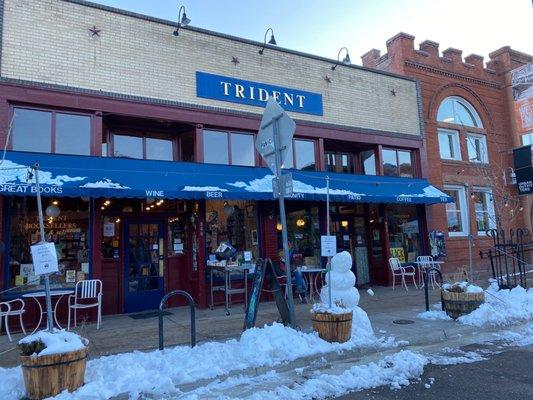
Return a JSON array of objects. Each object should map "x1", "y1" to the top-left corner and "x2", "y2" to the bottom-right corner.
[{"x1": 91, "y1": 0, "x2": 532, "y2": 62}]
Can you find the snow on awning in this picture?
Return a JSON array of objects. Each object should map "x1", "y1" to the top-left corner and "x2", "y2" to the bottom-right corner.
[{"x1": 0, "y1": 151, "x2": 451, "y2": 204}]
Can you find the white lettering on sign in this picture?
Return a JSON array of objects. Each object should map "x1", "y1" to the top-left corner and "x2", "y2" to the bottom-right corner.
[
  {"x1": 219, "y1": 81, "x2": 306, "y2": 108},
  {"x1": 0, "y1": 184, "x2": 63, "y2": 195},
  {"x1": 146, "y1": 190, "x2": 164, "y2": 197},
  {"x1": 518, "y1": 180, "x2": 533, "y2": 192},
  {"x1": 206, "y1": 191, "x2": 223, "y2": 198},
  {"x1": 348, "y1": 194, "x2": 362, "y2": 201},
  {"x1": 397, "y1": 196, "x2": 412, "y2": 203}
]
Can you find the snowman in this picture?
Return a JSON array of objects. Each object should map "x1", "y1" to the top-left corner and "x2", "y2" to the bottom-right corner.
[
  {"x1": 319, "y1": 251, "x2": 373, "y2": 336},
  {"x1": 320, "y1": 251, "x2": 360, "y2": 308}
]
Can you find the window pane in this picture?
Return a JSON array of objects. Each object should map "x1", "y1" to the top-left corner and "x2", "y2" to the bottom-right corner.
[
  {"x1": 437, "y1": 98, "x2": 455, "y2": 123},
  {"x1": 467, "y1": 134, "x2": 487, "y2": 163},
  {"x1": 231, "y1": 133, "x2": 254, "y2": 166},
  {"x1": 444, "y1": 189, "x2": 463, "y2": 232},
  {"x1": 454, "y1": 101, "x2": 478, "y2": 127},
  {"x1": 387, "y1": 205, "x2": 421, "y2": 262},
  {"x1": 325, "y1": 152, "x2": 336, "y2": 172},
  {"x1": 282, "y1": 141, "x2": 294, "y2": 169},
  {"x1": 12, "y1": 108, "x2": 52, "y2": 153},
  {"x1": 382, "y1": 149, "x2": 398, "y2": 176},
  {"x1": 203, "y1": 130, "x2": 229, "y2": 164},
  {"x1": 294, "y1": 140, "x2": 316, "y2": 171},
  {"x1": 341, "y1": 154, "x2": 351, "y2": 173},
  {"x1": 55, "y1": 113, "x2": 91, "y2": 156},
  {"x1": 361, "y1": 150, "x2": 376, "y2": 175},
  {"x1": 114, "y1": 135, "x2": 143, "y2": 159},
  {"x1": 398, "y1": 151, "x2": 413, "y2": 177},
  {"x1": 146, "y1": 138, "x2": 173, "y2": 161},
  {"x1": 438, "y1": 132, "x2": 451, "y2": 158}
]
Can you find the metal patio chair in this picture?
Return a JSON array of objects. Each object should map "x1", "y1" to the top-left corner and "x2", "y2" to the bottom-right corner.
[
  {"x1": 388, "y1": 257, "x2": 417, "y2": 291},
  {"x1": 67, "y1": 279, "x2": 103, "y2": 330},
  {"x1": 0, "y1": 299, "x2": 26, "y2": 341}
]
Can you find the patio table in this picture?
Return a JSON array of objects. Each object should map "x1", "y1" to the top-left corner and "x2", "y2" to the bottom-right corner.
[
  {"x1": 298, "y1": 267, "x2": 326, "y2": 301},
  {"x1": 22, "y1": 289, "x2": 74, "y2": 334},
  {"x1": 414, "y1": 261, "x2": 444, "y2": 287}
]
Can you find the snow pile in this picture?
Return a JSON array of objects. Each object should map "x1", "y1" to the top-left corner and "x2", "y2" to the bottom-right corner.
[
  {"x1": 0, "y1": 322, "x2": 389, "y2": 400},
  {"x1": 442, "y1": 281, "x2": 483, "y2": 293},
  {"x1": 458, "y1": 286, "x2": 533, "y2": 327},
  {"x1": 18, "y1": 329, "x2": 88, "y2": 356},
  {"x1": 417, "y1": 310, "x2": 452, "y2": 321},
  {"x1": 492, "y1": 322, "x2": 533, "y2": 347},
  {"x1": 311, "y1": 303, "x2": 351, "y2": 315},
  {"x1": 245, "y1": 350, "x2": 427, "y2": 399}
]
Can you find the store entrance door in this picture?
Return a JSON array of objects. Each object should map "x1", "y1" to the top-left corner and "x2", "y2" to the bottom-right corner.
[{"x1": 124, "y1": 221, "x2": 165, "y2": 313}]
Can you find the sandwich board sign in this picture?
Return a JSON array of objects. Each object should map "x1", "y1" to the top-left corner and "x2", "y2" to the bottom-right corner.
[{"x1": 30, "y1": 242, "x2": 59, "y2": 275}]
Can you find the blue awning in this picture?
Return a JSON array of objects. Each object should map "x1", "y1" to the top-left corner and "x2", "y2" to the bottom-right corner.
[{"x1": 0, "y1": 151, "x2": 451, "y2": 204}]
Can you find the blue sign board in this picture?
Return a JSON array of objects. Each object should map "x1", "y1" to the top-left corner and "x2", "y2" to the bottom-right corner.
[{"x1": 196, "y1": 71, "x2": 323, "y2": 116}]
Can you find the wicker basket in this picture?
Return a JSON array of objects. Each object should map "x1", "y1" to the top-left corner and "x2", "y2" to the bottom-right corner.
[
  {"x1": 21, "y1": 347, "x2": 88, "y2": 399},
  {"x1": 311, "y1": 310, "x2": 353, "y2": 343},
  {"x1": 441, "y1": 290, "x2": 485, "y2": 320}
]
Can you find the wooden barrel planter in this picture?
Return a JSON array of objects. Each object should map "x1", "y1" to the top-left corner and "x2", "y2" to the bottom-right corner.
[
  {"x1": 441, "y1": 290, "x2": 485, "y2": 320},
  {"x1": 20, "y1": 347, "x2": 88, "y2": 400},
  {"x1": 311, "y1": 311, "x2": 353, "y2": 343}
]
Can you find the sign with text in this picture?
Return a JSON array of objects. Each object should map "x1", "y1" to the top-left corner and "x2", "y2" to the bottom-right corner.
[
  {"x1": 30, "y1": 242, "x2": 59, "y2": 275},
  {"x1": 196, "y1": 71, "x2": 323, "y2": 116},
  {"x1": 513, "y1": 145, "x2": 533, "y2": 195},
  {"x1": 321, "y1": 235, "x2": 337, "y2": 257},
  {"x1": 272, "y1": 173, "x2": 293, "y2": 198}
]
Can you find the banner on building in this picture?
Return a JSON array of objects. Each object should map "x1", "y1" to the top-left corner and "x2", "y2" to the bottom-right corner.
[
  {"x1": 511, "y1": 63, "x2": 533, "y2": 134},
  {"x1": 513, "y1": 145, "x2": 533, "y2": 195}
]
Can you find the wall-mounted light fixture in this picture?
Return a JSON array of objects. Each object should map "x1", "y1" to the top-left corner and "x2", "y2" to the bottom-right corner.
[
  {"x1": 341, "y1": 220, "x2": 349, "y2": 228},
  {"x1": 173, "y1": 5, "x2": 191, "y2": 36},
  {"x1": 296, "y1": 218, "x2": 306, "y2": 227},
  {"x1": 331, "y1": 47, "x2": 351, "y2": 70},
  {"x1": 258, "y1": 28, "x2": 277, "y2": 55},
  {"x1": 276, "y1": 222, "x2": 283, "y2": 231}
]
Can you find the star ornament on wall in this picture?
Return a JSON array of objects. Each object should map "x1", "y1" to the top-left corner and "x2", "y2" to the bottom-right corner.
[
  {"x1": 231, "y1": 56, "x2": 240, "y2": 66},
  {"x1": 324, "y1": 75, "x2": 332, "y2": 83},
  {"x1": 89, "y1": 26, "x2": 101, "y2": 38}
]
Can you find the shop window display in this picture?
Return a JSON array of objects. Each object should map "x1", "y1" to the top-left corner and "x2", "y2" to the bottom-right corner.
[
  {"x1": 205, "y1": 200, "x2": 259, "y2": 260},
  {"x1": 387, "y1": 205, "x2": 421, "y2": 262},
  {"x1": 7, "y1": 196, "x2": 90, "y2": 291},
  {"x1": 278, "y1": 207, "x2": 320, "y2": 267}
]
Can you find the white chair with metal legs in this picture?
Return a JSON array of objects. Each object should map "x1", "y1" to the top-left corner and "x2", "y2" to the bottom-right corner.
[
  {"x1": 0, "y1": 299, "x2": 27, "y2": 341},
  {"x1": 389, "y1": 257, "x2": 417, "y2": 291},
  {"x1": 68, "y1": 279, "x2": 103, "y2": 330}
]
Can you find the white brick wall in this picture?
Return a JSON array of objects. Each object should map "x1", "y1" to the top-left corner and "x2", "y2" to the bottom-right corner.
[{"x1": 1, "y1": 0, "x2": 422, "y2": 136}]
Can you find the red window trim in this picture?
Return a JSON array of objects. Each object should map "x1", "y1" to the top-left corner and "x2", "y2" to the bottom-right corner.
[
  {"x1": 9, "y1": 104, "x2": 95, "y2": 155},
  {"x1": 202, "y1": 129, "x2": 256, "y2": 166},
  {"x1": 108, "y1": 129, "x2": 178, "y2": 161}
]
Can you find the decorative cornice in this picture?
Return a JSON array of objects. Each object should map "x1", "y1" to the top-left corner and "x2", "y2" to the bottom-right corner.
[
  {"x1": 404, "y1": 60, "x2": 501, "y2": 89},
  {"x1": 0, "y1": 0, "x2": 4, "y2": 76}
]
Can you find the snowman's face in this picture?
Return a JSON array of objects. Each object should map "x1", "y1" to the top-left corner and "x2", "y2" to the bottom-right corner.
[{"x1": 331, "y1": 251, "x2": 353, "y2": 271}]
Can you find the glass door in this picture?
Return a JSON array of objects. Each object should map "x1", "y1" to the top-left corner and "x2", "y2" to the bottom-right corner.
[
  {"x1": 353, "y1": 217, "x2": 370, "y2": 285},
  {"x1": 124, "y1": 221, "x2": 165, "y2": 313}
]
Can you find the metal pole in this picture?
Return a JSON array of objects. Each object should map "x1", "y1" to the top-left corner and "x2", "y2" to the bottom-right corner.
[
  {"x1": 326, "y1": 176, "x2": 332, "y2": 308},
  {"x1": 273, "y1": 116, "x2": 296, "y2": 327},
  {"x1": 33, "y1": 164, "x2": 54, "y2": 332}
]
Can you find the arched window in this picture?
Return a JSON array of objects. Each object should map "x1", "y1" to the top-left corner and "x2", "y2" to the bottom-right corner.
[{"x1": 437, "y1": 96, "x2": 483, "y2": 128}]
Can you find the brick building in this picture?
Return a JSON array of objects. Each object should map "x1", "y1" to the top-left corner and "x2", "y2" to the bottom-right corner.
[
  {"x1": 362, "y1": 33, "x2": 533, "y2": 279},
  {"x1": 0, "y1": 1, "x2": 455, "y2": 325}
]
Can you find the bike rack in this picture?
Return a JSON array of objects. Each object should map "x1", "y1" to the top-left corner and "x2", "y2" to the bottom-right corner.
[
  {"x1": 424, "y1": 267, "x2": 444, "y2": 312},
  {"x1": 158, "y1": 290, "x2": 196, "y2": 350}
]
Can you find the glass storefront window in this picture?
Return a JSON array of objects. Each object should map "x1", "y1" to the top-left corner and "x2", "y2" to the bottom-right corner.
[
  {"x1": 398, "y1": 150, "x2": 413, "y2": 177},
  {"x1": 146, "y1": 138, "x2": 173, "y2": 161},
  {"x1": 205, "y1": 200, "x2": 259, "y2": 260},
  {"x1": 168, "y1": 215, "x2": 188, "y2": 255},
  {"x1": 279, "y1": 207, "x2": 320, "y2": 267},
  {"x1": 387, "y1": 205, "x2": 421, "y2": 262},
  {"x1": 325, "y1": 152, "x2": 353, "y2": 174},
  {"x1": 101, "y1": 216, "x2": 121, "y2": 259},
  {"x1": 382, "y1": 149, "x2": 413, "y2": 177},
  {"x1": 113, "y1": 135, "x2": 143, "y2": 159},
  {"x1": 55, "y1": 113, "x2": 91, "y2": 156},
  {"x1": 12, "y1": 108, "x2": 52, "y2": 153},
  {"x1": 382, "y1": 149, "x2": 398, "y2": 176},
  {"x1": 360, "y1": 150, "x2": 376, "y2": 175},
  {"x1": 7, "y1": 197, "x2": 90, "y2": 291}
]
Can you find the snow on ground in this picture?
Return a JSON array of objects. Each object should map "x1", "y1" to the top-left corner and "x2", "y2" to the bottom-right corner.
[
  {"x1": 458, "y1": 286, "x2": 532, "y2": 327},
  {"x1": 492, "y1": 322, "x2": 533, "y2": 347},
  {"x1": 417, "y1": 310, "x2": 452, "y2": 321},
  {"x1": 18, "y1": 329, "x2": 87, "y2": 356},
  {"x1": 0, "y1": 322, "x2": 391, "y2": 400}
]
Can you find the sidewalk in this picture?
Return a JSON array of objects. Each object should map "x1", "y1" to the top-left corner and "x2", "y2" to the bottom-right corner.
[{"x1": 0, "y1": 286, "x2": 441, "y2": 368}]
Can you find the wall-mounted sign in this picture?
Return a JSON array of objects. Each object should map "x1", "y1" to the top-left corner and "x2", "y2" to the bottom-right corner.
[
  {"x1": 196, "y1": 71, "x2": 323, "y2": 116},
  {"x1": 513, "y1": 145, "x2": 533, "y2": 195}
]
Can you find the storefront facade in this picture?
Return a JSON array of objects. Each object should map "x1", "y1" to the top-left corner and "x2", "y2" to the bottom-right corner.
[{"x1": 0, "y1": 0, "x2": 449, "y2": 316}]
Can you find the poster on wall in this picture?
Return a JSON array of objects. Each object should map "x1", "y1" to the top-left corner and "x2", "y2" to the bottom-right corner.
[{"x1": 511, "y1": 63, "x2": 533, "y2": 133}]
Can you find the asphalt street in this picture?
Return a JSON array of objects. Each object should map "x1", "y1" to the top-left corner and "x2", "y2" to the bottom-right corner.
[{"x1": 335, "y1": 345, "x2": 533, "y2": 399}]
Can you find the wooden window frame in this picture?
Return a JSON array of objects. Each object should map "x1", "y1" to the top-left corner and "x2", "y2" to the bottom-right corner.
[
  {"x1": 107, "y1": 129, "x2": 178, "y2": 161},
  {"x1": 202, "y1": 129, "x2": 256, "y2": 166},
  {"x1": 381, "y1": 147, "x2": 415, "y2": 178}
]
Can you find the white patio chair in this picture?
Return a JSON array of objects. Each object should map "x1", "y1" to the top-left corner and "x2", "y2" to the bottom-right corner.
[
  {"x1": 68, "y1": 279, "x2": 103, "y2": 330},
  {"x1": 416, "y1": 256, "x2": 440, "y2": 289},
  {"x1": 0, "y1": 299, "x2": 26, "y2": 341},
  {"x1": 388, "y1": 257, "x2": 417, "y2": 291}
]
